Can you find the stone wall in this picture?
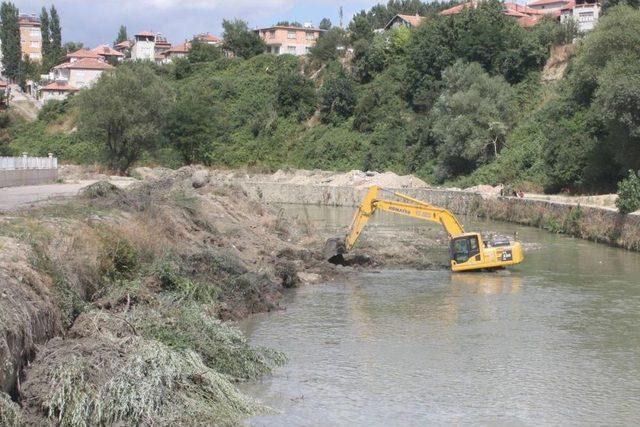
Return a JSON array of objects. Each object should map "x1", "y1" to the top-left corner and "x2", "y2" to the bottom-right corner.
[
  {"x1": 0, "y1": 169, "x2": 58, "y2": 188},
  {"x1": 238, "y1": 182, "x2": 640, "y2": 251}
]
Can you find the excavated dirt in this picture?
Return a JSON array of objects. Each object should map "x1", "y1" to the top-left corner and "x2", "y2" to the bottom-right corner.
[{"x1": 0, "y1": 166, "x2": 454, "y2": 424}]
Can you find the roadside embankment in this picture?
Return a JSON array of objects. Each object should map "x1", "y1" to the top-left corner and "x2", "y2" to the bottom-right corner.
[{"x1": 0, "y1": 167, "x2": 330, "y2": 425}]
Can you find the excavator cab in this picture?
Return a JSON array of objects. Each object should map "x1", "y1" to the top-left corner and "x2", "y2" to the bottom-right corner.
[{"x1": 450, "y1": 234, "x2": 481, "y2": 264}]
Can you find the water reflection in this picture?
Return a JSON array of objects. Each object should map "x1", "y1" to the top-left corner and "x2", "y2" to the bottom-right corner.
[{"x1": 240, "y1": 205, "x2": 640, "y2": 425}]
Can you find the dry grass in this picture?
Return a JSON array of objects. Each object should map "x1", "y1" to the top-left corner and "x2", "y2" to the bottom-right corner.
[{"x1": 0, "y1": 392, "x2": 23, "y2": 426}]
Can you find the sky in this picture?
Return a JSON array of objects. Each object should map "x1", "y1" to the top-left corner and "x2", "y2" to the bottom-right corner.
[{"x1": 16, "y1": 0, "x2": 383, "y2": 47}]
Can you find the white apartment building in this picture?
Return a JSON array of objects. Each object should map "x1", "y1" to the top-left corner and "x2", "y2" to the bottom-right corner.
[{"x1": 131, "y1": 31, "x2": 156, "y2": 61}]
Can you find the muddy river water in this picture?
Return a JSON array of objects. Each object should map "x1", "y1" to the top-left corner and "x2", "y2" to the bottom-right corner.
[{"x1": 241, "y1": 206, "x2": 640, "y2": 425}]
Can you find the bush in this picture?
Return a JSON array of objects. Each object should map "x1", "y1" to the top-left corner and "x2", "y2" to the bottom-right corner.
[
  {"x1": 318, "y1": 73, "x2": 357, "y2": 124},
  {"x1": 616, "y1": 170, "x2": 640, "y2": 214},
  {"x1": 38, "y1": 99, "x2": 68, "y2": 122}
]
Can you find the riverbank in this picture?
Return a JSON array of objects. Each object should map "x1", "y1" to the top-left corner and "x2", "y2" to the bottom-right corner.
[
  {"x1": 0, "y1": 167, "x2": 333, "y2": 425},
  {"x1": 210, "y1": 170, "x2": 640, "y2": 252}
]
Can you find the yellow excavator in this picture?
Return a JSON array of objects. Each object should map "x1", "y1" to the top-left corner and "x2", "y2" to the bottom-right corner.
[{"x1": 326, "y1": 186, "x2": 524, "y2": 272}]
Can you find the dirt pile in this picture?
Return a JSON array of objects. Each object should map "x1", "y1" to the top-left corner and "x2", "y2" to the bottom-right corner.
[
  {"x1": 0, "y1": 166, "x2": 327, "y2": 425},
  {"x1": 212, "y1": 168, "x2": 429, "y2": 189}
]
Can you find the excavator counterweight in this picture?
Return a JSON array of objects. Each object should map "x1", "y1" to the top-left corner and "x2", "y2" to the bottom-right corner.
[{"x1": 327, "y1": 186, "x2": 524, "y2": 272}]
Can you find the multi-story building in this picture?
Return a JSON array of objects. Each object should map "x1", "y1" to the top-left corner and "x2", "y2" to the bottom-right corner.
[
  {"x1": 255, "y1": 24, "x2": 325, "y2": 56},
  {"x1": 560, "y1": 0, "x2": 601, "y2": 32},
  {"x1": 19, "y1": 14, "x2": 42, "y2": 61},
  {"x1": 131, "y1": 31, "x2": 156, "y2": 61}
]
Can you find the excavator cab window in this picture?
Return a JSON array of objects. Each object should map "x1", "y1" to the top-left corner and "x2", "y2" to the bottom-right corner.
[{"x1": 451, "y1": 236, "x2": 480, "y2": 264}]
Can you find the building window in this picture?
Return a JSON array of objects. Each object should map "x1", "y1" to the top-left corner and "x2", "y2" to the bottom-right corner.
[
  {"x1": 29, "y1": 52, "x2": 41, "y2": 59},
  {"x1": 287, "y1": 30, "x2": 296, "y2": 39},
  {"x1": 29, "y1": 28, "x2": 39, "y2": 36},
  {"x1": 306, "y1": 31, "x2": 314, "y2": 40},
  {"x1": 287, "y1": 45, "x2": 296, "y2": 53},
  {"x1": 579, "y1": 11, "x2": 594, "y2": 21},
  {"x1": 30, "y1": 41, "x2": 39, "y2": 48},
  {"x1": 269, "y1": 30, "x2": 275, "y2": 39}
]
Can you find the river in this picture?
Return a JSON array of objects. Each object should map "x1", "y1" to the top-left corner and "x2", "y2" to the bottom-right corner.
[{"x1": 241, "y1": 205, "x2": 640, "y2": 425}]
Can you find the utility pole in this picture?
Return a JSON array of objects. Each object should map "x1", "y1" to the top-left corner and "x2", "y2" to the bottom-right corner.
[{"x1": 339, "y1": 6, "x2": 343, "y2": 28}]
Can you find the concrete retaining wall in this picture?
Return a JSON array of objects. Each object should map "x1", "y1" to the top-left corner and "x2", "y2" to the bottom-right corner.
[
  {"x1": 0, "y1": 168, "x2": 58, "y2": 188},
  {"x1": 237, "y1": 181, "x2": 640, "y2": 251}
]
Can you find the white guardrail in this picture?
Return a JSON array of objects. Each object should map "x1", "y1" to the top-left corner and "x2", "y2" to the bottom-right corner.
[{"x1": 0, "y1": 154, "x2": 57, "y2": 170}]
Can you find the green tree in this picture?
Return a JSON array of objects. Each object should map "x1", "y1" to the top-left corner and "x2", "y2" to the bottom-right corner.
[
  {"x1": 276, "y1": 21, "x2": 302, "y2": 27},
  {"x1": 164, "y1": 92, "x2": 217, "y2": 165},
  {"x1": 40, "y1": 7, "x2": 52, "y2": 70},
  {"x1": 0, "y1": 2, "x2": 21, "y2": 80},
  {"x1": 319, "y1": 18, "x2": 332, "y2": 30},
  {"x1": 50, "y1": 5, "x2": 63, "y2": 63},
  {"x1": 616, "y1": 170, "x2": 640, "y2": 213},
  {"x1": 222, "y1": 19, "x2": 265, "y2": 59},
  {"x1": 602, "y1": 0, "x2": 640, "y2": 12},
  {"x1": 76, "y1": 63, "x2": 171, "y2": 173},
  {"x1": 431, "y1": 61, "x2": 516, "y2": 180},
  {"x1": 352, "y1": 34, "x2": 386, "y2": 83},
  {"x1": 309, "y1": 27, "x2": 346, "y2": 62},
  {"x1": 348, "y1": 15, "x2": 374, "y2": 43},
  {"x1": 188, "y1": 38, "x2": 223, "y2": 63},
  {"x1": 173, "y1": 57, "x2": 192, "y2": 79},
  {"x1": 318, "y1": 73, "x2": 357, "y2": 124},
  {"x1": 115, "y1": 25, "x2": 128, "y2": 44},
  {"x1": 63, "y1": 41, "x2": 84, "y2": 53},
  {"x1": 275, "y1": 71, "x2": 316, "y2": 120}
]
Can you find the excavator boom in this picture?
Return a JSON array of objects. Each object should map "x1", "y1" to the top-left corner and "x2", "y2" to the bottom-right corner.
[{"x1": 336, "y1": 186, "x2": 524, "y2": 272}]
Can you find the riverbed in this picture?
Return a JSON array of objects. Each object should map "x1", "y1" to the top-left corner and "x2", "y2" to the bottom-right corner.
[{"x1": 241, "y1": 206, "x2": 640, "y2": 425}]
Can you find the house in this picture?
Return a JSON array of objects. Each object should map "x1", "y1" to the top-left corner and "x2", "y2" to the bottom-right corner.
[
  {"x1": 441, "y1": 1, "x2": 547, "y2": 27},
  {"x1": 196, "y1": 33, "x2": 222, "y2": 45},
  {"x1": 527, "y1": 0, "x2": 571, "y2": 12},
  {"x1": 66, "y1": 48, "x2": 101, "y2": 63},
  {"x1": 383, "y1": 14, "x2": 426, "y2": 30},
  {"x1": 162, "y1": 42, "x2": 190, "y2": 63},
  {"x1": 40, "y1": 57, "x2": 114, "y2": 101},
  {"x1": 19, "y1": 14, "x2": 42, "y2": 61},
  {"x1": 39, "y1": 81, "x2": 79, "y2": 102},
  {"x1": 52, "y1": 58, "x2": 114, "y2": 88},
  {"x1": 560, "y1": 0, "x2": 601, "y2": 31},
  {"x1": 155, "y1": 34, "x2": 171, "y2": 55},
  {"x1": 131, "y1": 31, "x2": 156, "y2": 61},
  {"x1": 114, "y1": 40, "x2": 132, "y2": 55},
  {"x1": 92, "y1": 45, "x2": 125, "y2": 62},
  {"x1": 255, "y1": 24, "x2": 325, "y2": 55}
]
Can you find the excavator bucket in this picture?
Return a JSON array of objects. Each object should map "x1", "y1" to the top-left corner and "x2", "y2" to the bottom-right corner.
[{"x1": 323, "y1": 237, "x2": 346, "y2": 262}]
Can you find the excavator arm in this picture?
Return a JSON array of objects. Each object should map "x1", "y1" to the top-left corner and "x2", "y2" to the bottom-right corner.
[{"x1": 344, "y1": 186, "x2": 465, "y2": 251}]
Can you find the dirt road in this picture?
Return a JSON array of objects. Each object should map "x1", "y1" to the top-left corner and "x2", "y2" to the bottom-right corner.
[{"x1": 0, "y1": 180, "x2": 134, "y2": 211}]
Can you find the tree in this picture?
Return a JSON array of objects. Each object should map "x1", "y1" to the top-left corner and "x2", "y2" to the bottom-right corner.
[
  {"x1": 616, "y1": 170, "x2": 640, "y2": 213},
  {"x1": 352, "y1": 34, "x2": 386, "y2": 83},
  {"x1": 63, "y1": 41, "x2": 84, "y2": 53},
  {"x1": 173, "y1": 57, "x2": 192, "y2": 79},
  {"x1": 430, "y1": 61, "x2": 516, "y2": 180},
  {"x1": 275, "y1": 71, "x2": 316, "y2": 120},
  {"x1": 115, "y1": 25, "x2": 128, "y2": 44},
  {"x1": 222, "y1": 19, "x2": 265, "y2": 59},
  {"x1": 188, "y1": 38, "x2": 223, "y2": 63},
  {"x1": 318, "y1": 73, "x2": 357, "y2": 124},
  {"x1": 308, "y1": 27, "x2": 346, "y2": 62},
  {"x1": 276, "y1": 21, "x2": 302, "y2": 27},
  {"x1": 348, "y1": 15, "x2": 374, "y2": 43},
  {"x1": 319, "y1": 18, "x2": 332, "y2": 30},
  {"x1": 49, "y1": 5, "x2": 63, "y2": 64},
  {"x1": 164, "y1": 92, "x2": 217, "y2": 165},
  {"x1": 602, "y1": 0, "x2": 640, "y2": 12},
  {"x1": 75, "y1": 63, "x2": 171, "y2": 173},
  {"x1": 0, "y1": 2, "x2": 21, "y2": 80},
  {"x1": 40, "y1": 7, "x2": 52, "y2": 70}
]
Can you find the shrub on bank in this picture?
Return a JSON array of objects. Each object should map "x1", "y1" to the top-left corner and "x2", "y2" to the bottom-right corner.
[{"x1": 616, "y1": 170, "x2": 640, "y2": 214}]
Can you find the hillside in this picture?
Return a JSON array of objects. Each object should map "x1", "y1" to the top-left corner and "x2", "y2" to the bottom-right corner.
[{"x1": 2, "y1": 1, "x2": 640, "y2": 197}]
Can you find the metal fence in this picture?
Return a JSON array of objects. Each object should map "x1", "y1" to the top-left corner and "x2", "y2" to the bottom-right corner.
[{"x1": 0, "y1": 154, "x2": 58, "y2": 170}]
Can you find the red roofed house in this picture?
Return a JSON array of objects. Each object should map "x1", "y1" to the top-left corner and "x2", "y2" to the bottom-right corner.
[
  {"x1": 40, "y1": 57, "x2": 114, "y2": 102},
  {"x1": 383, "y1": 14, "x2": 426, "y2": 30},
  {"x1": 196, "y1": 33, "x2": 223, "y2": 45},
  {"x1": 40, "y1": 81, "x2": 80, "y2": 102},
  {"x1": 255, "y1": 24, "x2": 326, "y2": 55},
  {"x1": 114, "y1": 40, "x2": 132, "y2": 55},
  {"x1": 162, "y1": 42, "x2": 191, "y2": 63},
  {"x1": 441, "y1": 1, "x2": 547, "y2": 27},
  {"x1": 92, "y1": 45, "x2": 125, "y2": 63},
  {"x1": 66, "y1": 48, "x2": 101, "y2": 62}
]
